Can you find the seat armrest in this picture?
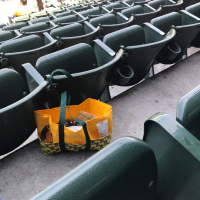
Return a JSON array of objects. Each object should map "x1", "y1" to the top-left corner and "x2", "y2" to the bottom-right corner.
[
  {"x1": 101, "y1": 6, "x2": 111, "y2": 14},
  {"x1": 22, "y1": 63, "x2": 44, "y2": 92},
  {"x1": 49, "y1": 21, "x2": 57, "y2": 28},
  {"x1": 93, "y1": 39, "x2": 116, "y2": 66},
  {"x1": 27, "y1": 21, "x2": 33, "y2": 25},
  {"x1": 90, "y1": 5, "x2": 95, "y2": 9},
  {"x1": 84, "y1": 21, "x2": 98, "y2": 32},
  {"x1": 43, "y1": 32, "x2": 56, "y2": 45},
  {"x1": 180, "y1": 10, "x2": 200, "y2": 25},
  {"x1": 77, "y1": 13, "x2": 87, "y2": 21},
  {"x1": 47, "y1": 11, "x2": 57, "y2": 20},
  {"x1": 116, "y1": 12, "x2": 129, "y2": 23},
  {"x1": 13, "y1": 29, "x2": 23, "y2": 37},
  {"x1": 143, "y1": 4, "x2": 156, "y2": 12},
  {"x1": 122, "y1": 1, "x2": 131, "y2": 7},
  {"x1": 142, "y1": 22, "x2": 165, "y2": 43},
  {"x1": 144, "y1": 113, "x2": 200, "y2": 200},
  {"x1": 165, "y1": 0, "x2": 176, "y2": 6},
  {"x1": 31, "y1": 137, "x2": 159, "y2": 200},
  {"x1": 176, "y1": 0, "x2": 183, "y2": 5},
  {"x1": 11, "y1": 18, "x2": 16, "y2": 24}
]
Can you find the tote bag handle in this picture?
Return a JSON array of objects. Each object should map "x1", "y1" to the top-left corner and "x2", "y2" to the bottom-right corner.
[{"x1": 49, "y1": 69, "x2": 90, "y2": 151}]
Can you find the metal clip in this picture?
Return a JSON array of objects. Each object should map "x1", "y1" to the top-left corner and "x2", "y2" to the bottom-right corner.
[
  {"x1": 56, "y1": 36, "x2": 63, "y2": 50},
  {"x1": 98, "y1": 23, "x2": 104, "y2": 32}
]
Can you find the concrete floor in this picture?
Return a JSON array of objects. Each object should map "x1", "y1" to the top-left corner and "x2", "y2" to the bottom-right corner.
[{"x1": 1, "y1": 51, "x2": 200, "y2": 200}]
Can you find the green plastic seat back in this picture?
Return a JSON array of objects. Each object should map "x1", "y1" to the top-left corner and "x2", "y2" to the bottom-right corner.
[
  {"x1": 148, "y1": 0, "x2": 165, "y2": 9},
  {"x1": 0, "y1": 23, "x2": 6, "y2": 29},
  {"x1": 68, "y1": 5, "x2": 81, "y2": 10},
  {"x1": 104, "y1": 25, "x2": 145, "y2": 52},
  {"x1": 152, "y1": 11, "x2": 200, "y2": 64},
  {"x1": 80, "y1": 8, "x2": 100, "y2": 17},
  {"x1": 89, "y1": 14, "x2": 118, "y2": 27},
  {"x1": 104, "y1": 2, "x2": 122, "y2": 11},
  {"x1": 0, "y1": 35, "x2": 44, "y2": 53},
  {"x1": 185, "y1": 2, "x2": 200, "y2": 18},
  {"x1": 2, "y1": 22, "x2": 27, "y2": 31},
  {"x1": 122, "y1": 5, "x2": 157, "y2": 24},
  {"x1": 0, "y1": 31, "x2": 15, "y2": 43},
  {"x1": 0, "y1": 68, "x2": 46, "y2": 156},
  {"x1": 0, "y1": 34, "x2": 55, "y2": 78},
  {"x1": 36, "y1": 43, "x2": 97, "y2": 77},
  {"x1": 53, "y1": 15, "x2": 78, "y2": 24},
  {"x1": 104, "y1": 25, "x2": 175, "y2": 85},
  {"x1": 20, "y1": 22, "x2": 49, "y2": 33},
  {"x1": 151, "y1": 12, "x2": 182, "y2": 33},
  {"x1": 0, "y1": 69, "x2": 29, "y2": 109},
  {"x1": 50, "y1": 23, "x2": 85, "y2": 39},
  {"x1": 31, "y1": 10, "x2": 47, "y2": 18},
  {"x1": 177, "y1": 85, "x2": 200, "y2": 140},
  {"x1": 56, "y1": 11, "x2": 73, "y2": 18},
  {"x1": 30, "y1": 17, "x2": 50, "y2": 24},
  {"x1": 31, "y1": 137, "x2": 159, "y2": 200},
  {"x1": 121, "y1": 5, "x2": 144, "y2": 18},
  {"x1": 48, "y1": 7, "x2": 63, "y2": 14},
  {"x1": 14, "y1": 15, "x2": 29, "y2": 22},
  {"x1": 36, "y1": 43, "x2": 112, "y2": 105},
  {"x1": 35, "y1": 42, "x2": 123, "y2": 105}
]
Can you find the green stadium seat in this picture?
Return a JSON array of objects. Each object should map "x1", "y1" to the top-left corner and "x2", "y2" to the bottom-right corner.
[
  {"x1": 0, "y1": 33, "x2": 56, "y2": 77},
  {"x1": 151, "y1": 11, "x2": 200, "y2": 64},
  {"x1": 185, "y1": 3, "x2": 200, "y2": 48},
  {"x1": 121, "y1": 4, "x2": 160, "y2": 25},
  {"x1": 80, "y1": 7, "x2": 111, "y2": 19},
  {"x1": 148, "y1": 0, "x2": 183, "y2": 17},
  {"x1": 2, "y1": 22, "x2": 27, "y2": 31},
  {"x1": 0, "y1": 30, "x2": 22, "y2": 45},
  {"x1": 0, "y1": 68, "x2": 47, "y2": 156},
  {"x1": 23, "y1": 41, "x2": 123, "y2": 106},
  {"x1": 50, "y1": 22, "x2": 99, "y2": 49},
  {"x1": 103, "y1": 2, "x2": 131, "y2": 12},
  {"x1": 103, "y1": 23, "x2": 175, "y2": 86},
  {"x1": 124, "y1": 0, "x2": 151, "y2": 6},
  {"x1": 31, "y1": 137, "x2": 160, "y2": 200},
  {"x1": 89, "y1": 13, "x2": 134, "y2": 39},
  {"x1": 144, "y1": 84, "x2": 200, "y2": 200},
  {"x1": 20, "y1": 22, "x2": 58, "y2": 38},
  {"x1": 52, "y1": 13, "x2": 87, "y2": 26}
]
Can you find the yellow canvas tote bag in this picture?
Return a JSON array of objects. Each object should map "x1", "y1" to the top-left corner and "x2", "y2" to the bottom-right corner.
[{"x1": 35, "y1": 69, "x2": 112, "y2": 155}]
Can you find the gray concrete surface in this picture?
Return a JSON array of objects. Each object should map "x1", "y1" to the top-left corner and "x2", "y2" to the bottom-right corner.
[{"x1": 1, "y1": 51, "x2": 200, "y2": 200}]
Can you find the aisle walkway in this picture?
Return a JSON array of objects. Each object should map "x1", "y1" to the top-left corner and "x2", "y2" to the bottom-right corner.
[{"x1": 1, "y1": 51, "x2": 200, "y2": 200}]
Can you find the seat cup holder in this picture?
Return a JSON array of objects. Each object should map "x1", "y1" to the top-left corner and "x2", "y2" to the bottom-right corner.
[
  {"x1": 0, "y1": 57, "x2": 8, "y2": 68},
  {"x1": 1, "y1": 58, "x2": 8, "y2": 63},
  {"x1": 112, "y1": 65, "x2": 134, "y2": 86},
  {"x1": 165, "y1": 43, "x2": 181, "y2": 60}
]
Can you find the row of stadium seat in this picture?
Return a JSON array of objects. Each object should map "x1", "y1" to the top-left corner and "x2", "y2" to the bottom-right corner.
[
  {"x1": 1, "y1": 2, "x2": 200, "y2": 78},
  {"x1": 0, "y1": 1, "x2": 200, "y2": 157},
  {"x1": 0, "y1": 0, "x2": 197, "y2": 42},
  {"x1": 9, "y1": 0, "x2": 183, "y2": 25}
]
